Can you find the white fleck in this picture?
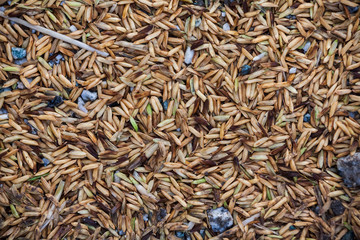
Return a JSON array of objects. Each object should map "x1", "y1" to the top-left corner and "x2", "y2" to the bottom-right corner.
[
  {"x1": 78, "y1": 97, "x2": 88, "y2": 113},
  {"x1": 195, "y1": 19, "x2": 201, "y2": 27},
  {"x1": 253, "y1": 52, "x2": 267, "y2": 61},
  {"x1": 221, "y1": 12, "x2": 226, "y2": 17},
  {"x1": 176, "y1": 25, "x2": 181, "y2": 31},
  {"x1": 17, "y1": 82, "x2": 25, "y2": 89},
  {"x1": 0, "y1": 114, "x2": 8, "y2": 120},
  {"x1": 242, "y1": 213, "x2": 260, "y2": 226},
  {"x1": 184, "y1": 46, "x2": 194, "y2": 65},
  {"x1": 81, "y1": 90, "x2": 97, "y2": 101},
  {"x1": 187, "y1": 222, "x2": 195, "y2": 231},
  {"x1": 69, "y1": 25, "x2": 77, "y2": 32},
  {"x1": 303, "y1": 41, "x2": 311, "y2": 53},
  {"x1": 289, "y1": 67, "x2": 297, "y2": 74},
  {"x1": 114, "y1": 171, "x2": 121, "y2": 183},
  {"x1": 223, "y1": 23, "x2": 230, "y2": 31}
]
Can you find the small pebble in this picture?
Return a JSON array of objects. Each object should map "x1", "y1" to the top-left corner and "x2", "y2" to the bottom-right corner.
[
  {"x1": 175, "y1": 231, "x2": 185, "y2": 238},
  {"x1": 184, "y1": 46, "x2": 194, "y2": 65},
  {"x1": 193, "y1": 0, "x2": 205, "y2": 6},
  {"x1": 347, "y1": 6, "x2": 359, "y2": 14},
  {"x1": 240, "y1": 64, "x2": 251, "y2": 75},
  {"x1": 69, "y1": 25, "x2": 77, "y2": 32},
  {"x1": 176, "y1": 128, "x2": 181, "y2": 132},
  {"x1": 0, "y1": 87, "x2": 11, "y2": 93},
  {"x1": 349, "y1": 112, "x2": 357, "y2": 118},
  {"x1": 78, "y1": 97, "x2": 88, "y2": 113},
  {"x1": 81, "y1": 90, "x2": 97, "y2": 102},
  {"x1": 118, "y1": 230, "x2": 125, "y2": 236},
  {"x1": 289, "y1": 225, "x2": 296, "y2": 230},
  {"x1": 285, "y1": 14, "x2": 296, "y2": 20},
  {"x1": 48, "y1": 96, "x2": 64, "y2": 108},
  {"x1": 157, "y1": 208, "x2": 167, "y2": 221},
  {"x1": 195, "y1": 19, "x2": 201, "y2": 27},
  {"x1": 42, "y1": 158, "x2": 51, "y2": 166},
  {"x1": 303, "y1": 113, "x2": 311, "y2": 122},
  {"x1": 207, "y1": 207, "x2": 233, "y2": 233},
  {"x1": 312, "y1": 205, "x2": 321, "y2": 215},
  {"x1": 341, "y1": 231, "x2": 355, "y2": 240},
  {"x1": 18, "y1": 78, "x2": 33, "y2": 89},
  {"x1": 337, "y1": 152, "x2": 360, "y2": 187},
  {"x1": 24, "y1": 119, "x2": 37, "y2": 134},
  {"x1": 11, "y1": 47, "x2": 26, "y2": 60},
  {"x1": 221, "y1": 12, "x2": 226, "y2": 17},
  {"x1": 163, "y1": 100, "x2": 168, "y2": 111},
  {"x1": 303, "y1": 41, "x2": 311, "y2": 53},
  {"x1": 199, "y1": 229, "x2": 205, "y2": 237},
  {"x1": 331, "y1": 200, "x2": 345, "y2": 216},
  {"x1": 14, "y1": 58, "x2": 27, "y2": 65},
  {"x1": 222, "y1": 23, "x2": 230, "y2": 31},
  {"x1": 289, "y1": 67, "x2": 297, "y2": 74}
]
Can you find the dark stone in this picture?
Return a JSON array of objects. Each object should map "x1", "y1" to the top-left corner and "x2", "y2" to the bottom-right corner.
[
  {"x1": 193, "y1": 0, "x2": 204, "y2": 6},
  {"x1": 337, "y1": 152, "x2": 360, "y2": 187},
  {"x1": 207, "y1": 207, "x2": 233, "y2": 233},
  {"x1": 347, "y1": 6, "x2": 359, "y2": 14},
  {"x1": 341, "y1": 231, "x2": 355, "y2": 240},
  {"x1": 24, "y1": 119, "x2": 37, "y2": 135},
  {"x1": 331, "y1": 200, "x2": 345, "y2": 216},
  {"x1": 285, "y1": 14, "x2": 297, "y2": 20},
  {"x1": 175, "y1": 231, "x2": 185, "y2": 238},
  {"x1": 156, "y1": 208, "x2": 167, "y2": 221},
  {"x1": 48, "y1": 96, "x2": 64, "y2": 108},
  {"x1": 311, "y1": 205, "x2": 320, "y2": 215}
]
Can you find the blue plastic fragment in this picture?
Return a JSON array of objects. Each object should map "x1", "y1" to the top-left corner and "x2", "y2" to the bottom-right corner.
[
  {"x1": 163, "y1": 100, "x2": 168, "y2": 111},
  {"x1": 303, "y1": 113, "x2": 311, "y2": 122},
  {"x1": 42, "y1": 158, "x2": 51, "y2": 166},
  {"x1": 347, "y1": 6, "x2": 359, "y2": 14},
  {"x1": 0, "y1": 87, "x2": 11, "y2": 93},
  {"x1": 289, "y1": 225, "x2": 296, "y2": 230},
  {"x1": 175, "y1": 231, "x2": 185, "y2": 238},
  {"x1": 240, "y1": 65, "x2": 251, "y2": 75},
  {"x1": 11, "y1": 47, "x2": 26, "y2": 60},
  {"x1": 349, "y1": 112, "x2": 357, "y2": 118}
]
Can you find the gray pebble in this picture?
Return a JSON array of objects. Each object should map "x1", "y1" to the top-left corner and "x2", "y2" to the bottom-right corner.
[
  {"x1": 207, "y1": 207, "x2": 233, "y2": 233},
  {"x1": 81, "y1": 90, "x2": 97, "y2": 102},
  {"x1": 337, "y1": 152, "x2": 360, "y2": 187}
]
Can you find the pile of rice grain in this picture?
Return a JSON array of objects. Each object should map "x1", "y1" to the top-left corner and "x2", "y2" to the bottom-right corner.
[{"x1": 0, "y1": 0, "x2": 359, "y2": 239}]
